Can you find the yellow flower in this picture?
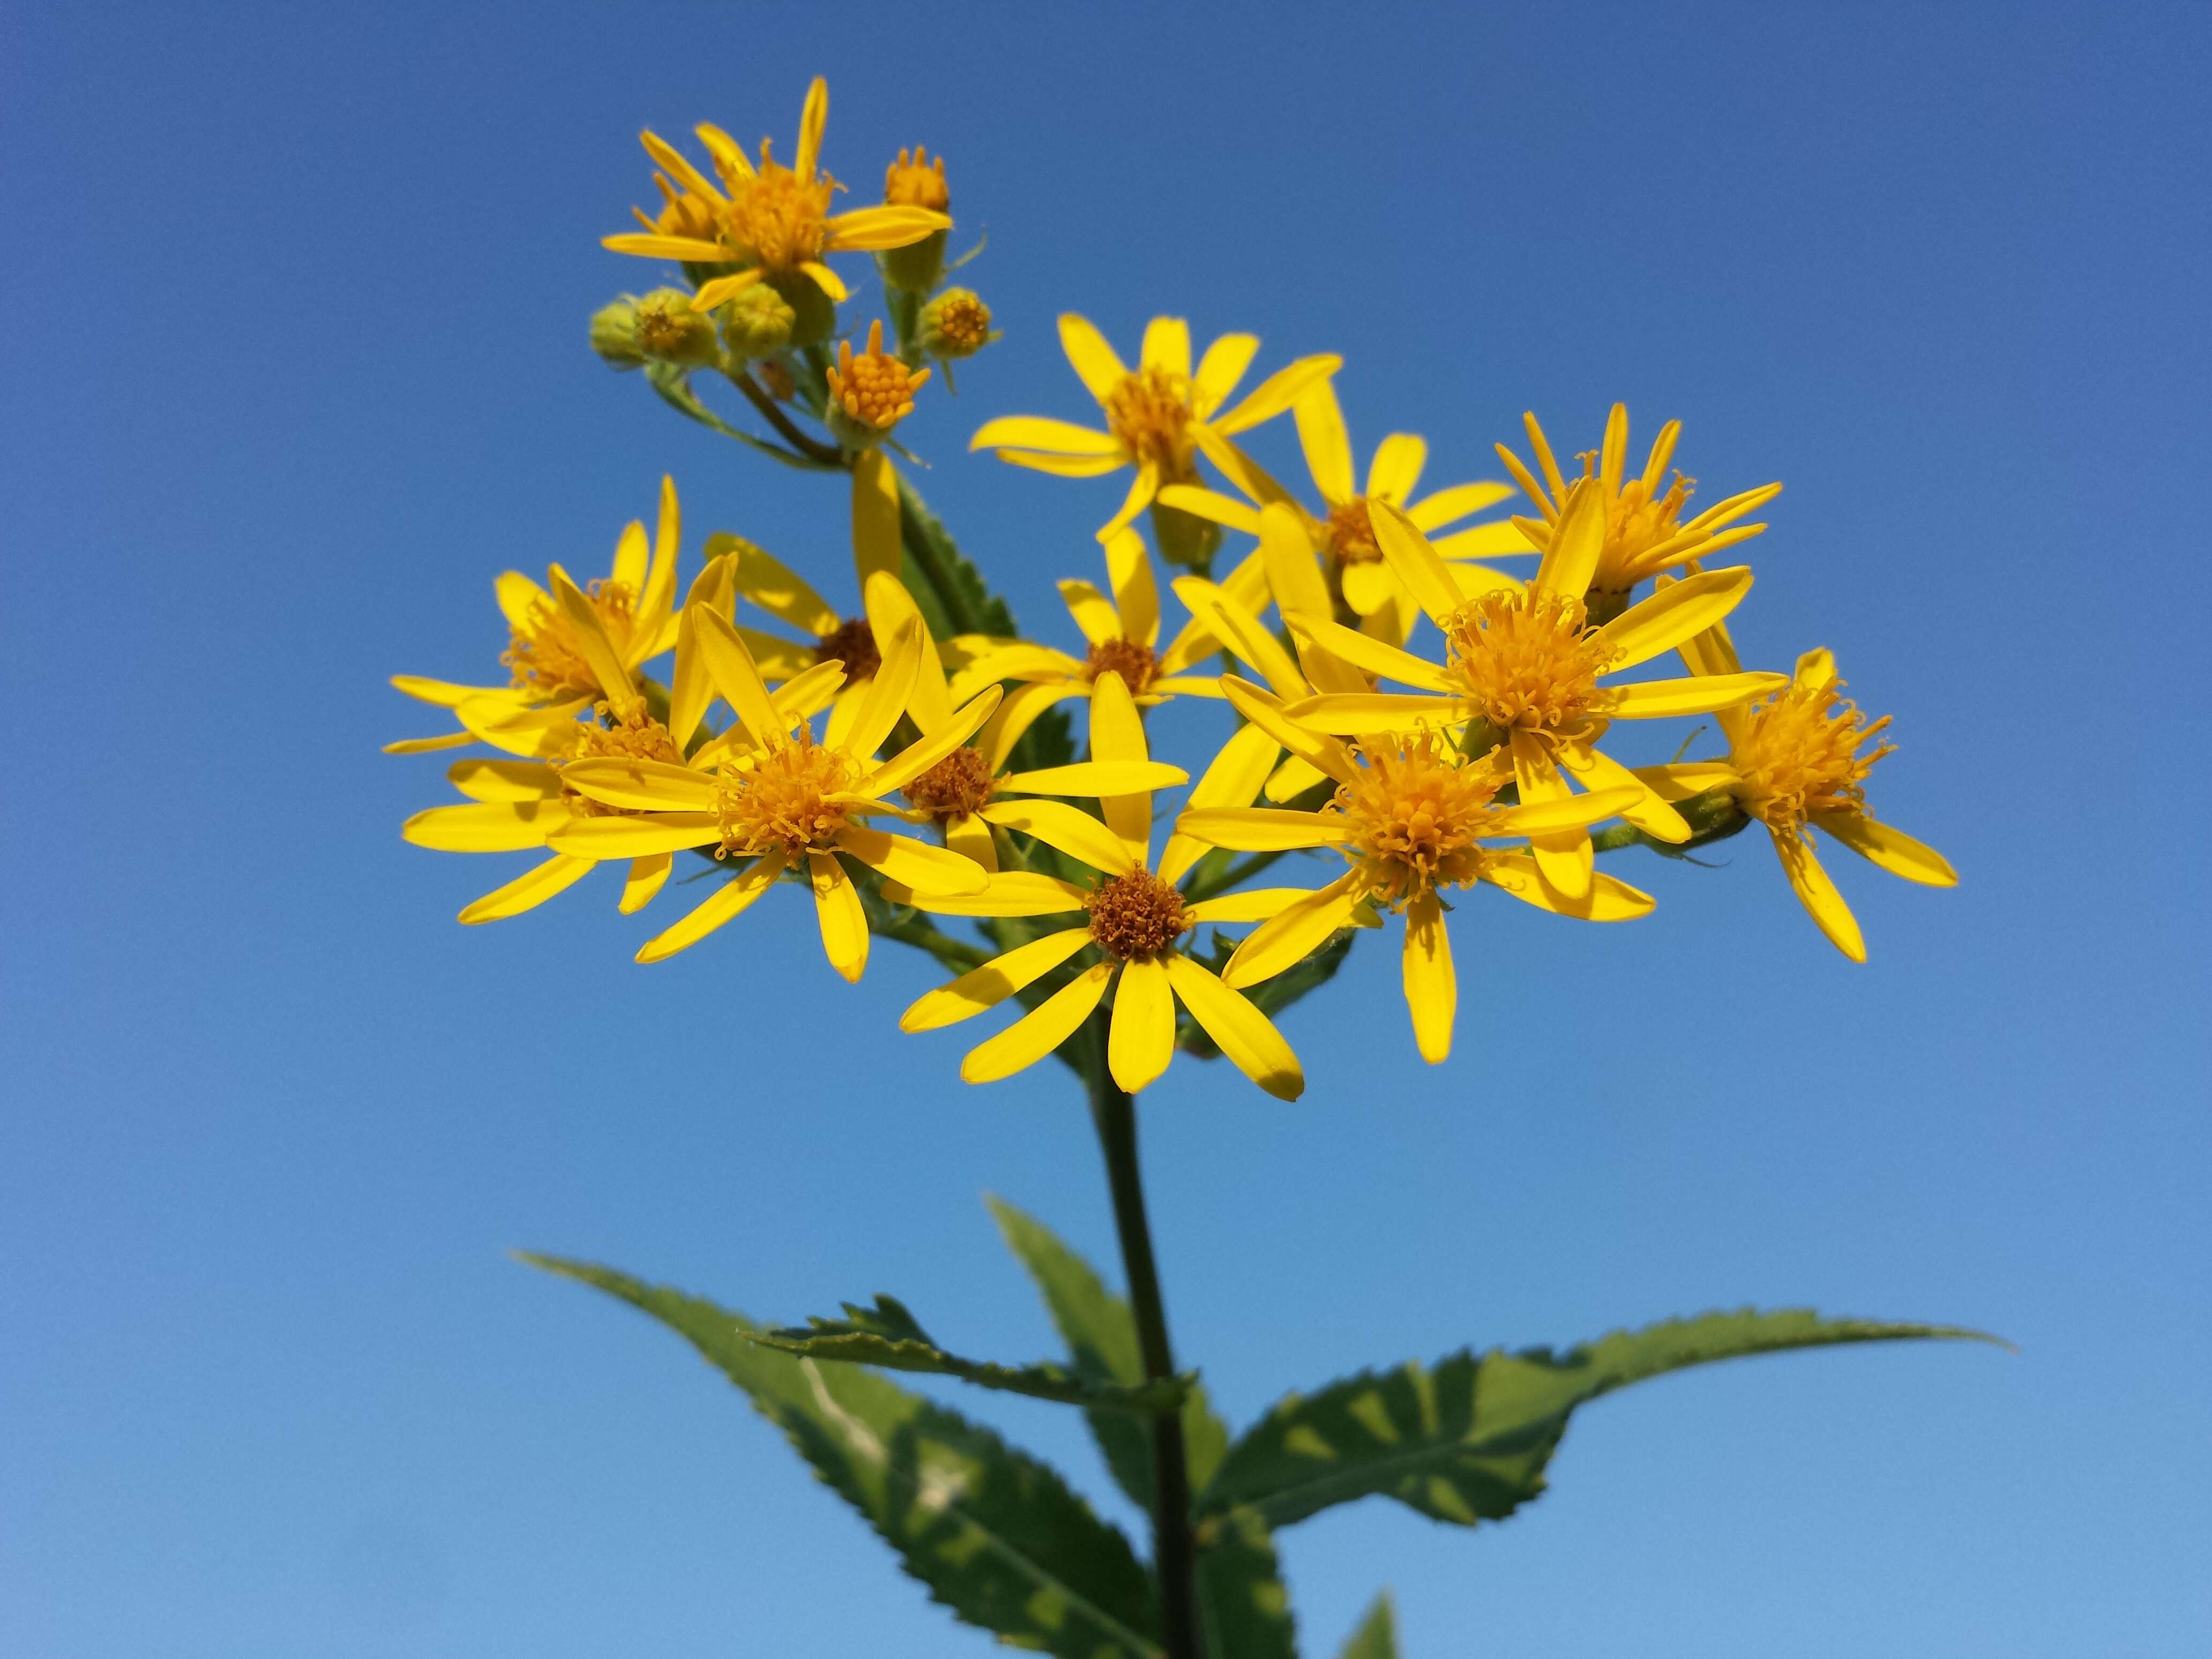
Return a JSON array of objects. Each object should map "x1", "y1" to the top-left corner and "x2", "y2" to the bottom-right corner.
[
  {"x1": 602, "y1": 78, "x2": 952, "y2": 312},
  {"x1": 890, "y1": 672, "x2": 1307, "y2": 1100},
  {"x1": 1157, "y1": 380, "x2": 1533, "y2": 642},
  {"x1": 863, "y1": 573, "x2": 1190, "y2": 874},
  {"x1": 1497, "y1": 405, "x2": 1782, "y2": 621},
  {"x1": 1171, "y1": 679, "x2": 1653, "y2": 1063},
  {"x1": 969, "y1": 315, "x2": 1341, "y2": 542},
  {"x1": 825, "y1": 319, "x2": 932, "y2": 439},
  {"x1": 951, "y1": 530, "x2": 1229, "y2": 715},
  {"x1": 1278, "y1": 489, "x2": 1789, "y2": 901},
  {"x1": 1640, "y1": 622, "x2": 1955, "y2": 962},
  {"x1": 544, "y1": 606, "x2": 998, "y2": 978},
  {"x1": 387, "y1": 476, "x2": 686, "y2": 754}
]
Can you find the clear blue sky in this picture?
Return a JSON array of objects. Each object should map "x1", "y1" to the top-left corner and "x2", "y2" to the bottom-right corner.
[{"x1": 5, "y1": 2, "x2": 2207, "y2": 1654}]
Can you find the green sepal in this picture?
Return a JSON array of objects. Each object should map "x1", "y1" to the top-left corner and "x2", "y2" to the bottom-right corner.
[
  {"x1": 519, "y1": 1254, "x2": 1167, "y2": 1659},
  {"x1": 1335, "y1": 1593, "x2": 1397, "y2": 1659},
  {"x1": 1199, "y1": 1309, "x2": 2006, "y2": 1532},
  {"x1": 750, "y1": 1292, "x2": 1192, "y2": 1413}
]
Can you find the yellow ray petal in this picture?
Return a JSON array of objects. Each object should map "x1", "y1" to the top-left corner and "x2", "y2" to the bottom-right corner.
[
  {"x1": 636, "y1": 852, "x2": 784, "y2": 962},
  {"x1": 841, "y1": 616, "x2": 924, "y2": 761},
  {"x1": 392, "y1": 674, "x2": 492, "y2": 709},
  {"x1": 1182, "y1": 888, "x2": 1313, "y2": 924},
  {"x1": 1795, "y1": 646, "x2": 1839, "y2": 691},
  {"x1": 1432, "y1": 521, "x2": 1538, "y2": 561},
  {"x1": 997, "y1": 760, "x2": 1189, "y2": 796},
  {"x1": 1284, "y1": 614, "x2": 1453, "y2": 693},
  {"x1": 1533, "y1": 477, "x2": 1606, "y2": 601},
  {"x1": 993, "y1": 449, "x2": 1129, "y2": 479},
  {"x1": 1177, "y1": 575, "x2": 1302, "y2": 700},
  {"x1": 1097, "y1": 462, "x2": 1160, "y2": 542},
  {"x1": 1174, "y1": 806, "x2": 1342, "y2": 853},
  {"x1": 1159, "y1": 721, "x2": 1283, "y2": 885},
  {"x1": 1337, "y1": 558, "x2": 1398, "y2": 621},
  {"x1": 1108, "y1": 955, "x2": 1176, "y2": 1094},
  {"x1": 1555, "y1": 744, "x2": 1689, "y2": 842},
  {"x1": 1600, "y1": 403, "x2": 1630, "y2": 494},
  {"x1": 795, "y1": 76, "x2": 828, "y2": 177},
  {"x1": 1140, "y1": 316, "x2": 1191, "y2": 377},
  {"x1": 1258, "y1": 502, "x2": 1333, "y2": 623},
  {"x1": 1153, "y1": 483, "x2": 1264, "y2": 536},
  {"x1": 1605, "y1": 671, "x2": 1789, "y2": 719},
  {"x1": 1157, "y1": 545, "x2": 1267, "y2": 676},
  {"x1": 1486, "y1": 783, "x2": 1643, "y2": 838},
  {"x1": 820, "y1": 205, "x2": 952, "y2": 250},
  {"x1": 1366, "y1": 434, "x2": 1430, "y2": 505},
  {"x1": 1810, "y1": 812, "x2": 1957, "y2": 887},
  {"x1": 1191, "y1": 427, "x2": 1301, "y2": 511},
  {"x1": 383, "y1": 731, "x2": 476, "y2": 755},
  {"x1": 1088, "y1": 669, "x2": 1153, "y2": 865},
  {"x1": 1512, "y1": 730, "x2": 1591, "y2": 901},
  {"x1": 1632, "y1": 760, "x2": 1743, "y2": 802},
  {"x1": 1281, "y1": 691, "x2": 1464, "y2": 734},
  {"x1": 548, "y1": 565, "x2": 634, "y2": 697},
  {"x1": 1401, "y1": 890, "x2": 1455, "y2": 1064},
  {"x1": 1220, "y1": 676, "x2": 1358, "y2": 784},
  {"x1": 1292, "y1": 382, "x2": 1354, "y2": 503},
  {"x1": 545, "y1": 813, "x2": 721, "y2": 857},
  {"x1": 1773, "y1": 828, "x2": 1866, "y2": 962},
  {"x1": 601, "y1": 232, "x2": 730, "y2": 262},
  {"x1": 610, "y1": 517, "x2": 650, "y2": 593},
  {"x1": 976, "y1": 680, "x2": 1091, "y2": 772},
  {"x1": 863, "y1": 574, "x2": 951, "y2": 730},
  {"x1": 446, "y1": 759, "x2": 559, "y2": 803},
  {"x1": 639, "y1": 129, "x2": 722, "y2": 203},
  {"x1": 1369, "y1": 498, "x2": 1464, "y2": 627},
  {"x1": 1058, "y1": 314, "x2": 1129, "y2": 404},
  {"x1": 864, "y1": 685, "x2": 1000, "y2": 797},
  {"x1": 690, "y1": 268, "x2": 768, "y2": 311},
  {"x1": 1057, "y1": 578, "x2": 1123, "y2": 646},
  {"x1": 945, "y1": 811, "x2": 998, "y2": 872},
  {"x1": 1105, "y1": 529, "x2": 1161, "y2": 648},
  {"x1": 962, "y1": 961, "x2": 1116, "y2": 1084},
  {"x1": 560, "y1": 756, "x2": 719, "y2": 812},
  {"x1": 1597, "y1": 566, "x2": 1755, "y2": 671},
  {"x1": 636, "y1": 477, "x2": 683, "y2": 655},
  {"x1": 1222, "y1": 871, "x2": 1364, "y2": 989},
  {"x1": 731, "y1": 543, "x2": 840, "y2": 638},
  {"x1": 401, "y1": 801, "x2": 557, "y2": 853},
  {"x1": 1191, "y1": 333, "x2": 1260, "y2": 419},
  {"x1": 981, "y1": 797, "x2": 1136, "y2": 876},
  {"x1": 691, "y1": 607, "x2": 784, "y2": 739},
  {"x1": 619, "y1": 852, "x2": 672, "y2": 914},
  {"x1": 457, "y1": 853, "x2": 597, "y2": 924},
  {"x1": 810, "y1": 851, "x2": 869, "y2": 982},
  {"x1": 1261, "y1": 752, "x2": 1331, "y2": 804},
  {"x1": 851, "y1": 451, "x2": 903, "y2": 587},
  {"x1": 772, "y1": 656, "x2": 850, "y2": 720},
  {"x1": 969, "y1": 415, "x2": 1124, "y2": 456},
  {"x1": 881, "y1": 870, "x2": 1089, "y2": 917},
  {"x1": 1209, "y1": 354, "x2": 1343, "y2": 437},
  {"x1": 693, "y1": 122, "x2": 753, "y2": 181},
  {"x1": 1406, "y1": 479, "x2": 1514, "y2": 530},
  {"x1": 1162, "y1": 955, "x2": 1303, "y2": 1101},
  {"x1": 1480, "y1": 854, "x2": 1655, "y2": 921},
  {"x1": 456, "y1": 694, "x2": 589, "y2": 760},
  {"x1": 902, "y1": 929, "x2": 1096, "y2": 1031}
]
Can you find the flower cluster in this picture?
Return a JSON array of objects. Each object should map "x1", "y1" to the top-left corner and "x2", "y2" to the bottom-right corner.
[{"x1": 394, "y1": 78, "x2": 1954, "y2": 1102}]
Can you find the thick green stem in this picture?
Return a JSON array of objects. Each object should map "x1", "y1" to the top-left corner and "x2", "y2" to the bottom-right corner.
[{"x1": 1087, "y1": 1064, "x2": 1204, "y2": 1659}]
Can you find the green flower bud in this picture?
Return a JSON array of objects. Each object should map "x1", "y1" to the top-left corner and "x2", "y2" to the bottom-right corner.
[
  {"x1": 589, "y1": 296, "x2": 645, "y2": 370},
  {"x1": 916, "y1": 288, "x2": 999, "y2": 362},
  {"x1": 630, "y1": 288, "x2": 721, "y2": 369},
  {"x1": 1149, "y1": 497, "x2": 1222, "y2": 573},
  {"x1": 716, "y1": 281, "x2": 797, "y2": 362},
  {"x1": 766, "y1": 272, "x2": 838, "y2": 349}
]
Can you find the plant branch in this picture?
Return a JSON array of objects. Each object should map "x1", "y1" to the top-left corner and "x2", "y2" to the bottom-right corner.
[{"x1": 725, "y1": 365, "x2": 849, "y2": 468}]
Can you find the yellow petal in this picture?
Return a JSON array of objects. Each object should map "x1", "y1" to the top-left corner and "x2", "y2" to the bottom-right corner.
[
  {"x1": 1366, "y1": 434, "x2": 1430, "y2": 505},
  {"x1": 1191, "y1": 333, "x2": 1259, "y2": 419},
  {"x1": 1795, "y1": 646, "x2": 1839, "y2": 690},
  {"x1": 636, "y1": 852, "x2": 784, "y2": 962},
  {"x1": 1480, "y1": 853, "x2": 1655, "y2": 921},
  {"x1": 731, "y1": 543, "x2": 840, "y2": 637},
  {"x1": 1259, "y1": 502, "x2": 1334, "y2": 623},
  {"x1": 1401, "y1": 890, "x2": 1455, "y2": 1064},
  {"x1": 690, "y1": 608, "x2": 784, "y2": 741},
  {"x1": 1605, "y1": 671, "x2": 1789, "y2": 719},
  {"x1": 1220, "y1": 676, "x2": 1358, "y2": 784},
  {"x1": 1107, "y1": 955, "x2": 1176, "y2": 1094},
  {"x1": 1773, "y1": 828, "x2": 1866, "y2": 962},
  {"x1": 1209, "y1": 354, "x2": 1343, "y2": 437},
  {"x1": 1183, "y1": 888, "x2": 1313, "y2": 924},
  {"x1": 1632, "y1": 761, "x2": 1743, "y2": 803},
  {"x1": 1261, "y1": 752, "x2": 1331, "y2": 804},
  {"x1": 601, "y1": 232, "x2": 730, "y2": 262},
  {"x1": 997, "y1": 760, "x2": 1189, "y2": 796},
  {"x1": 1512, "y1": 730, "x2": 1591, "y2": 901},
  {"x1": 993, "y1": 449, "x2": 1129, "y2": 479},
  {"x1": 1292, "y1": 382, "x2": 1354, "y2": 503},
  {"x1": 1533, "y1": 477, "x2": 1606, "y2": 601},
  {"x1": 1406, "y1": 479, "x2": 1514, "y2": 529},
  {"x1": 1174, "y1": 806, "x2": 1341, "y2": 853},
  {"x1": 690, "y1": 268, "x2": 767, "y2": 311},
  {"x1": 392, "y1": 674, "x2": 492, "y2": 709},
  {"x1": 902, "y1": 929, "x2": 1096, "y2": 1030},
  {"x1": 881, "y1": 870, "x2": 1088, "y2": 917},
  {"x1": 1177, "y1": 574, "x2": 1304, "y2": 700},
  {"x1": 1555, "y1": 744, "x2": 1690, "y2": 842},
  {"x1": 1088, "y1": 668, "x2": 1154, "y2": 866},
  {"x1": 636, "y1": 477, "x2": 683, "y2": 660},
  {"x1": 619, "y1": 852, "x2": 672, "y2": 914},
  {"x1": 821, "y1": 204, "x2": 952, "y2": 251},
  {"x1": 1810, "y1": 812, "x2": 1957, "y2": 887},
  {"x1": 456, "y1": 694, "x2": 589, "y2": 760},
  {"x1": 834, "y1": 825, "x2": 988, "y2": 895},
  {"x1": 1222, "y1": 872, "x2": 1364, "y2": 990},
  {"x1": 962, "y1": 960, "x2": 1116, "y2": 1084},
  {"x1": 840, "y1": 615, "x2": 924, "y2": 760},
  {"x1": 795, "y1": 75, "x2": 828, "y2": 177},
  {"x1": 1284, "y1": 614, "x2": 1452, "y2": 692},
  {"x1": 1597, "y1": 565, "x2": 1755, "y2": 671},
  {"x1": 458, "y1": 853, "x2": 596, "y2": 923},
  {"x1": 981, "y1": 797, "x2": 1136, "y2": 876},
  {"x1": 1159, "y1": 721, "x2": 1283, "y2": 885},
  {"x1": 1368, "y1": 498, "x2": 1465, "y2": 627},
  {"x1": 548, "y1": 565, "x2": 634, "y2": 698},
  {"x1": 1432, "y1": 520, "x2": 1538, "y2": 559},
  {"x1": 545, "y1": 813, "x2": 721, "y2": 857},
  {"x1": 402, "y1": 801, "x2": 557, "y2": 853},
  {"x1": 383, "y1": 731, "x2": 476, "y2": 755},
  {"x1": 1281, "y1": 691, "x2": 1464, "y2": 734},
  {"x1": 1153, "y1": 483, "x2": 1264, "y2": 536},
  {"x1": 1097, "y1": 462, "x2": 1160, "y2": 542},
  {"x1": 610, "y1": 517, "x2": 650, "y2": 593},
  {"x1": 1162, "y1": 954, "x2": 1303, "y2": 1101},
  {"x1": 1058, "y1": 314, "x2": 1129, "y2": 404},
  {"x1": 945, "y1": 811, "x2": 998, "y2": 873},
  {"x1": 638, "y1": 129, "x2": 722, "y2": 204},
  {"x1": 851, "y1": 451, "x2": 903, "y2": 587},
  {"x1": 1140, "y1": 316, "x2": 1191, "y2": 377},
  {"x1": 1057, "y1": 578, "x2": 1123, "y2": 646},
  {"x1": 1487, "y1": 783, "x2": 1643, "y2": 838},
  {"x1": 810, "y1": 851, "x2": 869, "y2": 982},
  {"x1": 1105, "y1": 529, "x2": 1161, "y2": 648},
  {"x1": 863, "y1": 685, "x2": 999, "y2": 796},
  {"x1": 559, "y1": 756, "x2": 718, "y2": 812},
  {"x1": 446, "y1": 759, "x2": 558, "y2": 803},
  {"x1": 969, "y1": 415, "x2": 1123, "y2": 456},
  {"x1": 976, "y1": 680, "x2": 1091, "y2": 772}
]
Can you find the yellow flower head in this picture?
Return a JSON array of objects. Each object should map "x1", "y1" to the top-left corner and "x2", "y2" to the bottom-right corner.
[
  {"x1": 826, "y1": 319, "x2": 932, "y2": 435},
  {"x1": 1497, "y1": 404, "x2": 1782, "y2": 618},
  {"x1": 1730, "y1": 671, "x2": 1895, "y2": 833},
  {"x1": 970, "y1": 315, "x2": 1341, "y2": 542},
  {"x1": 884, "y1": 145, "x2": 949, "y2": 210},
  {"x1": 603, "y1": 78, "x2": 953, "y2": 313}
]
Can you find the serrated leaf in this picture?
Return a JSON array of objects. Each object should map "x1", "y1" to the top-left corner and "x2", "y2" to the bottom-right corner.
[
  {"x1": 1200, "y1": 1309, "x2": 2004, "y2": 1532},
  {"x1": 753, "y1": 1292, "x2": 1191, "y2": 1413},
  {"x1": 988, "y1": 1196, "x2": 1232, "y2": 1507},
  {"x1": 524, "y1": 1254, "x2": 1164, "y2": 1659},
  {"x1": 1195, "y1": 1506, "x2": 1298, "y2": 1659},
  {"x1": 896, "y1": 474, "x2": 1018, "y2": 640},
  {"x1": 1335, "y1": 1593, "x2": 1396, "y2": 1659}
]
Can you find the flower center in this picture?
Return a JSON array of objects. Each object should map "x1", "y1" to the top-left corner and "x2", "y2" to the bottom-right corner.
[
  {"x1": 1326, "y1": 497, "x2": 1382, "y2": 563},
  {"x1": 1730, "y1": 680, "x2": 1894, "y2": 831},
  {"x1": 813, "y1": 615, "x2": 881, "y2": 681},
  {"x1": 1103, "y1": 367, "x2": 1197, "y2": 480},
  {"x1": 715, "y1": 729, "x2": 857, "y2": 859},
  {"x1": 827, "y1": 319, "x2": 930, "y2": 431},
  {"x1": 929, "y1": 292, "x2": 992, "y2": 353},
  {"x1": 902, "y1": 745, "x2": 996, "y2": 822},
  {"x1": 883, "y1": 145, "x2": 949, "y2": 210},
  {"x1": 1577, "y1": 450, "x2": 1693, "y2": 599},
  {"x1": 561, "y1": 698, "x2": 683, "y2": 817},
  {"x1": 1084, "y1": 869, "x2": 1190, "y2": 962},
  {"x1": 1326, "y1": 734, "x2": 1503, "y2": 907},
  {"x1": 1444, "y1": 589, "x2": 1619, "y2": 738},
  {"x1": 1084, "y1": 637, "x2": 1160, "y2": 694},
  {"x1": 720, "y1": 145, "x2": 835, "y2": 272},
  {"x1": 503, "y1": 579, "x2": 637, "y2": 700}
]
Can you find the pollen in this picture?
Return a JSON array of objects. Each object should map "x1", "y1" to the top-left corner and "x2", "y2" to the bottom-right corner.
[
  {"x1": 561, "y1": 698, "x2": 683, "y2": 818},
  {"x1": 503, "y1": 579, "x2": 638, "y2": 700},
  {"x1": 813, "y1": 615, "x2": 881, "y2": 681},
  {"x1": 884, "y1": 146, "x2": 949, "y2": 210},
  {"x1": 1084, "y1": 637, "x2": 1160, "y2": 694},
  {"x1": 1326, "y1": 733, "x2": 1504, "y2": 907},
  {"x1": 1084, "y1": 869, "x2": 1191, "y2": 962},
  {"x1": 1730, "y1": 679, "x2": 1895, "y2": 832},
  {"x1": 903, "y1": 745, "x2": 996, "y2": 822},
  {"x1": 719, "y1": 140, "x2": 836, "y2": 272},
  {"x1": 715, "y1": 729, "x2": 858, "y2": 859},
  {"x1": 827, "y1": 319, "x2": 932, "y2": 430},
  {"x1": 1326, "y1": 498, "x2": 1383, "y2": 563},
  {"x1": 1103, "y1": 366, "x2": 1198, "y2": 481},
  {"x1": 1444, "y1": 589, "x2": 1620, "y2": 738}
]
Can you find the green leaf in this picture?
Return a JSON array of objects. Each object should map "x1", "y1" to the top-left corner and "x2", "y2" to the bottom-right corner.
[
  {"x1": 1199, "y1": 1309, "x2": 2005, "y2": 1532},
  {"x1": 752, "y1": 1292, "x2": 1191, "y2": 1412},
  {"x1": 896, "y1": 473, "x2": 1017, "y2": 640},
  {"x1": 987, "y1": 1196, "x2": 1231, "y2": 1507},
  {"x1": 1335, "y1": 1593, "x2": 1397, "y2": 1659},
  {"x1": 523, "y1": 1253, "x2": 1164, "y2": 1659},
  {"x1": 1195, "y1": 1506, "x2": 1299, "y2": 1659}
]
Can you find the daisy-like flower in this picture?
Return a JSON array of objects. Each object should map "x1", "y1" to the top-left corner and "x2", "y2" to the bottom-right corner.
[
  {"x1": 890, "y1": 672, "x2": 1307, "y2": 1100},
  {"x1": 1278, "y1": 489, "x2": 1789, "y2": 901},
  {"x1": 1640, "y1": 619, "x2": 1955, "y2": 962},
  {"x1": 951, "y1": 529, "x2": 1228, "y2": 717},
  {"x1": 388, "y1": 477, "x2": 685, "y2": 753},
  {"x1": 1172, "y1": 677, "x2": 1654, "y2": 1063},
  {"x1": 968, "y1": 315, "x2": 1341, "y2": 542},
  {"x1": 1157, "y1": 380, "x2": 1531, "y2": 642},
  {"x1": 1497, "y1": 405, "x2": 1782, "y2": 623},
  {"x1": 544, "y1": 608, "x2": 998, "y2": 979},
  {"x1": 602, "y1": 78, "x2": 952, "y2": 313},
  {"x1": 862, "y1": 573, "x2": 1190, "y2": 874}
]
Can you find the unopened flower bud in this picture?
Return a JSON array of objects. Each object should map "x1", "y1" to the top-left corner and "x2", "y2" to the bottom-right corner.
[
  {"x1": 716, "y1": 281, "x2": 797, "y2": 361},
  {"x1": 878, "y1": 146, "x2": 951, "y2": 294},
  {"x1": 629, "y1": 288, "x2": 722, "y2": 368},
  {"x1": 589, "y1": 296, "x2": 645, "y2": 370},
  {"x1": 824, "y1": 319, "x2": 932, "y2": 450},
  {"x1": 916, "y1": 288, "x2": 999, "y2": 362}
]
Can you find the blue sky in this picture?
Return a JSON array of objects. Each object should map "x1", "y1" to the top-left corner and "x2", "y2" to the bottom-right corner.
[{"x1": 4, "y1": 2, "x2": 2207, "y2": 1655}]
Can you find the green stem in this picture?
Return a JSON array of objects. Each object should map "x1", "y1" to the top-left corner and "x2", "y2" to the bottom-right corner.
[
  {"x1": 1087, "y1": 1058, "x2": 1204, "y2": 1659},
  {"x1": 726, "y1": 366, "x2": 848, "y2": 468}
]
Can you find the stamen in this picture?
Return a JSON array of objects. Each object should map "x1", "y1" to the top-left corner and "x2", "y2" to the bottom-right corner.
[
  {"x1": 813, "y1": 616, "x2": 881, "y2": 681},
  {"x1": 1103, "y1": 366, "x2": 1197, "y2": 480},
  {"x1": 1731, "y1": 680, "x2": 1895, "y2": 831},
  {"x1": 826, "y1": 319, "x2": 931, "y2": 431},
  {"x1": 883, "y1": 145, "x2": 949, "y2": 210},
  {"x1": 1444, "y1": 590, "x2": 1619, "y2": 738},
  {"x1": 903, "y1": 745, "x2": 995, "y2": 822},
  {"x1": 503, "y1": 579, "x2": 638, "y2": 699},
  {"x1": 1084, "y1": 869, "x2": 1190, "y2": 961},
  {"x1": 1326, "y1": 733, "x2": 1504, "y2": 907},
  {"x1": 718, "y1": 141, "x2": 839, "y2": 271},
  {"x1": 560, "y1": 698, "x2": 684, "y2": 817},
  {"x1": 715, "y1": 729, "x2": 857, "y2": 859}
]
